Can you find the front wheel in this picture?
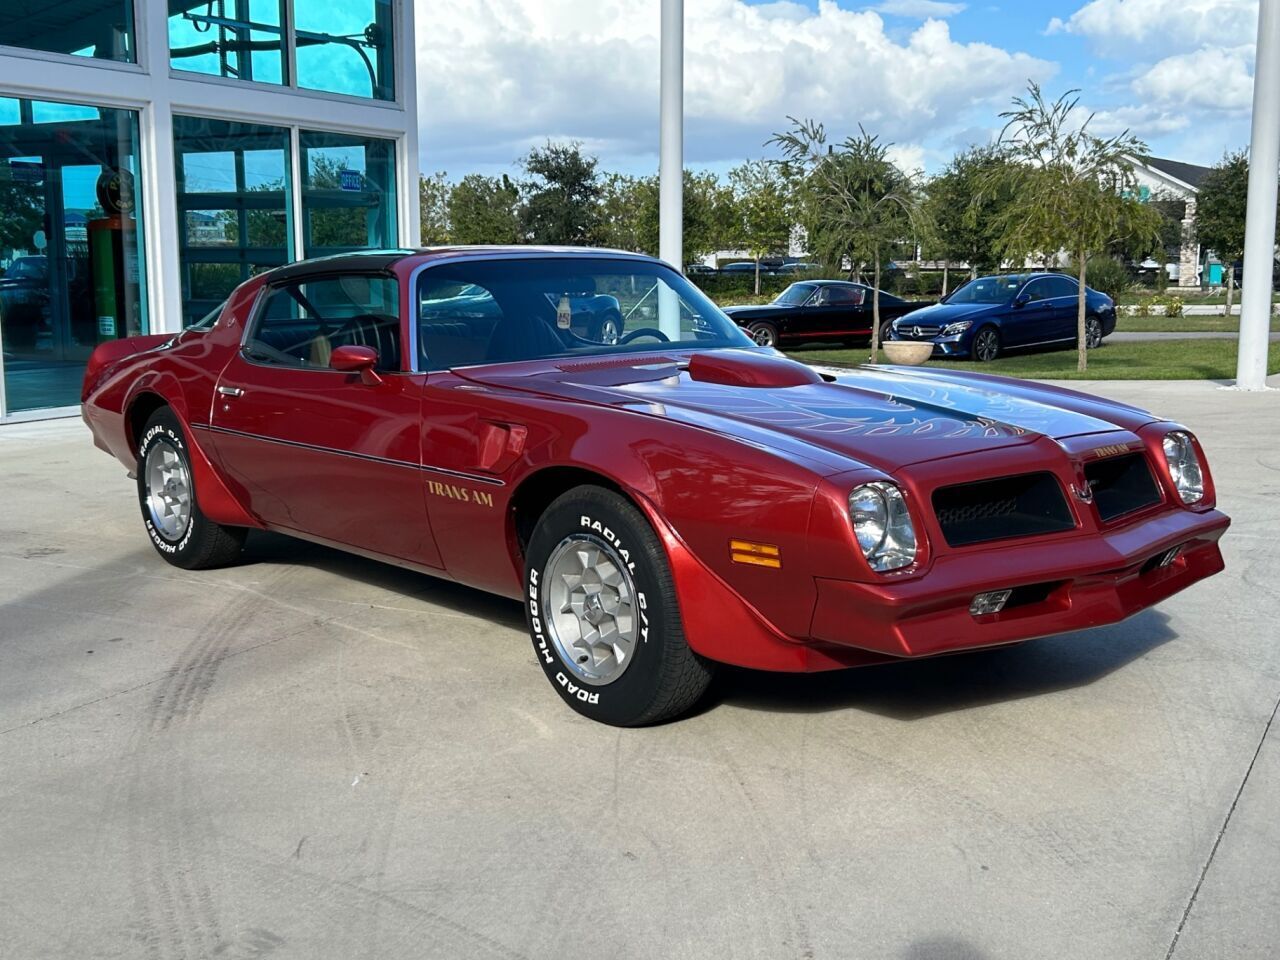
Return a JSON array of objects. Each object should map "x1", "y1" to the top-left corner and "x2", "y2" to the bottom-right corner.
[
  {"x1": 747, "y1": 321, "x2": 778, "y2": 348},
  {"x1": 524, "y1": 486, "x2": 713, "y2": 726},
  {"x1": 136, "y1": 408, "x2": 246, "y2": 569},
  {"x1": 971, "y1": 326, "x2": 1001, "y2": 362}
]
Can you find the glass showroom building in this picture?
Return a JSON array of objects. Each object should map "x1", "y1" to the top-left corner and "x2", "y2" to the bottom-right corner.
[{"x1": 0, "y1": 0, "x2": 420, "y2": 420}]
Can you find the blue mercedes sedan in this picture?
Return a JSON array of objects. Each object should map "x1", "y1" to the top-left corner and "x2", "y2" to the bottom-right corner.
[{"x1": 888, "y1": 272, "x2": 1117, "y2": 361}]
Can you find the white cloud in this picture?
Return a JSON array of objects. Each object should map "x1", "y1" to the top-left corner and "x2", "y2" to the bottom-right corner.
[
  {"x1": 1131, "y1": 45, "x2": 1255, "y2": 111},
  {"x1": 415, "y1": 0, "x2": 1051, "y2": 174},
  {"x1": 1049, "y1": 0, "x2": 1256, "y2": 57},
  {"x1": 872, "y1": 0, "x2": 967, "y2": 17}
]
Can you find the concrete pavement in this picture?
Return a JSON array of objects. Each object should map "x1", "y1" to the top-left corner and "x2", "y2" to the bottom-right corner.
[{"x1": 0, "y1": 381, "x2": 1277, "y2": 960}]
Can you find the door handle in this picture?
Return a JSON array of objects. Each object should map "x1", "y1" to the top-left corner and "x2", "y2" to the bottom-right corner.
[{"x1": 217, "y1": 385, "x2": 245, "y2": 398}]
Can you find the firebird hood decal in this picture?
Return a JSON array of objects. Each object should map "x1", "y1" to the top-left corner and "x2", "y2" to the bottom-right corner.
[{"x1": 460, "y1": 356, "x2": 1150, "y2": 475}]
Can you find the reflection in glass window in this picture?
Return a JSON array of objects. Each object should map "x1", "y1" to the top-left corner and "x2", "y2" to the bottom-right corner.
[
  {"x1": 173, "y1": 115, "x2": 293, "y2": 325},
  {"x1": 168, "y1": 0, "x2": 286, "y2": 85},
  {"x1": 0, "y1": 0, "x2": 135, "y2": 61},
  {"x1": 0, "y1": 96, "x2": 148, "y2": 413},
  {"x1": 294, "y1": 0, "x2": 395, "y2": 100},
  {"x1": 300, "y1": 131, "x2": 397, "y2": 257}
]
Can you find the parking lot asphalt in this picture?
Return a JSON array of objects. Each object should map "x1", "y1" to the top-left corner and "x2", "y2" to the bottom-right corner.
[{"x1": 1, "y1": 379, "x2": 1277, "y2": 960}]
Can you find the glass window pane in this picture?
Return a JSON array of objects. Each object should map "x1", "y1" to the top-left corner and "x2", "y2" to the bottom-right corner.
[
  {"x1": 1, "y1": 96, "x2": 148, "y2": 413},
  {"x1": 173, "y1": 115, "x2": 293, "y2": 326},
  {"x1": 294, "y1": 0, "x2": 395, "y2": 100},
  {"x1": 1, "y1": 0, "x2": 135, "y2": 62},
  {"x1": 168, "y1": 0, "x2": 285, "y2": 85},
  {"x1": 300, "y1": 131, "x2": 397, "y2": 257},
  {"x1": 248, "y1": 276, "x2": 400, "y2": 370}
]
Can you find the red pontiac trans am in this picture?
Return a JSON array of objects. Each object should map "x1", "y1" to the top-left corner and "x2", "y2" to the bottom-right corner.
[{"x1": 82, "y1": 248, "x2": 1229, "y2": 725}]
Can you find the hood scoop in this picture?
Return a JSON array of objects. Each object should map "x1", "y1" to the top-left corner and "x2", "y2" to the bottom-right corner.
[{"x1": 687, "y1": 350, "x2": 823, "y2": 388}]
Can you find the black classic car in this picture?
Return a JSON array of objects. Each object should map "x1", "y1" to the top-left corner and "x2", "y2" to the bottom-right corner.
[{"x1": 721, "y1": 280, "x2": 929, "y2": 348}]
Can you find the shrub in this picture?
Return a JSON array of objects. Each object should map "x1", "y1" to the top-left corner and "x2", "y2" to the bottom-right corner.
[
  {"x1": 1164, "y1": 295, "x2": 1184, "y2": 318},
  {"x1": 1085, "y1": 255, "x2": 1131, "y2": 300}
]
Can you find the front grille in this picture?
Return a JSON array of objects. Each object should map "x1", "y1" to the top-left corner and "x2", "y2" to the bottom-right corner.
[
  {"x1": 933, "y1": 472, "x2": 1076, "y2": 547},
  {"x1": 1085, "y1": 452, "x2": 1162, "y2": 522},
  {"x1": 897, "y1": 324, "x2": 940, "y2": 339}
]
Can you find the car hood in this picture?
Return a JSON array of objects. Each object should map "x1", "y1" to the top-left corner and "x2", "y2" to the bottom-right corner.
[
  {"x1": 895, "y1": 301, "x2": 1006, "y2": 325},
  {"x1": 721, "y1": 304, "x2": 789, "y2": 317},
  {"x1": 457, "y1": 350, "x2": 1157, "y2": 476}
]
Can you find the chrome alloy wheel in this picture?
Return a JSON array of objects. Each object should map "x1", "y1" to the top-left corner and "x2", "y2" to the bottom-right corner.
[
  {"x1": 599, "y1": 316, "x2": 621, "y2": 345},
  {"x1": 749, "y1": 323, "x2": 776, "y2": 347},
  {"x1": 974, "y1": 327, "x2": 1000, "y2": 362},
  {"x1": 1085, "y1": 316, "x2": 1103, "y2": 349},
  {"x1": 543, "y1": 534, "x2": 639, "y2": 686},
  {"x1": 144, "y1": 440, "x2": 192, "y2": 541}
]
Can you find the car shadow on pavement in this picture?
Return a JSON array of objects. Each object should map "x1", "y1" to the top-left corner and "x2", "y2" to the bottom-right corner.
[
  {"x1": 240, "y1": 531, "x2": 526, "y2": 631},
  {"x1": 710, "y1": 610, "x2": 1177, "y2": 721}
]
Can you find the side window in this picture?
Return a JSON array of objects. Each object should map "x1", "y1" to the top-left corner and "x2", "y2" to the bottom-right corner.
[
  {"x1": 1046, "y1": 276, "x2": 1079, "y2": 299},
  {"x1": 1020, "y1": 279, "x2": 1050, "y2": 302},
  {"x1": 826, "y1": 286, "x2": 865, "y2": 306},
  {"x1": 247, "y1": 275, "x2": 401, "y2": 371},
  {"x1": 418, "y1": 279, "x2": 504, "y2": 371}
]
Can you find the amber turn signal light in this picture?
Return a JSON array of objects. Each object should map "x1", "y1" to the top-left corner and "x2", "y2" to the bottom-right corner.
[{"x1": 730, "y1": 540, "x2": 782, "y2": 569}]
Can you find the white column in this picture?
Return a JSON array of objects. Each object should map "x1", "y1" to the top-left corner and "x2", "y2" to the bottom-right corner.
[
  {"x1": 398, "y1": 0, "x2": 421, "y2": 247},
  {"x1": 140, "y1": 0, "x2": 184, "y2": 334},
  {"x1": 1237, "y1": 0, "x2": 1280, "y2": 389},
  {"x1": 658, "y1": 0, "x2": 683, "y2": 337}
]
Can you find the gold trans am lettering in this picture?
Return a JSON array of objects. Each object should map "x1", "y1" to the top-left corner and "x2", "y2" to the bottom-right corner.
[
  {"x1": 426, "y1": 479, "x2": 495, "y2": 507},
  {"x1": 1090, "y1": 444, "x2": 1132, "y2": 459}
]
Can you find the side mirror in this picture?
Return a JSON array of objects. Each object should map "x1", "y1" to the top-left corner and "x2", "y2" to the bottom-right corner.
[
  {"x1": 330, "y1": 344, "x2": 382, "y2": 385},
  {"x1": 1013, "y1": 295, "x2": 1030, "y2": 309}
]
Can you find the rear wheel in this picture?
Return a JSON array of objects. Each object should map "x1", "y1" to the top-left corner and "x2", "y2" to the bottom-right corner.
[
  {"x1": 136, "y1": 408, "x2": 245, "y2": 569},
  {"x1": 748, "y1": 321, "x2": 778, "y2": 348},
  {"x1": 524, "y1": 486, "x2": 713, "y2": 726},
  {"x1": 971, "y1": 326, "x2": 1001, "y2": 362},
  {"x1": 1083, "y1": 315, "x2": 1103, "y2": 349},
  {"x1": 593, "y1": 311, "x2": 622, "y2": 345}
]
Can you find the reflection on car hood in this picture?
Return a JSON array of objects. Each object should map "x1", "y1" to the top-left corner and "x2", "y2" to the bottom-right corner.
[
  {"x1": 895, "y1": 301, "x2": 1005, "y2": 324},
  {"x1": 459, "y1": 351, "x2": 1156, "y2": 475}
]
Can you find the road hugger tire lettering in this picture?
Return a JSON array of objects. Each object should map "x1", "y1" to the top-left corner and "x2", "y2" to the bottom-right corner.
[
  {"x1": 136, "y1": 408, "x2": 246, "y2": 570},
  {"x1": 524, "y1": 485, "x2": 712, "y2": 725}
]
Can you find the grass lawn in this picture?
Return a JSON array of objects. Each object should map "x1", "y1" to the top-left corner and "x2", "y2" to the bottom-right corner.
[
  {"x1": 1119, "y1": 315, "x2": 1280, "y2": 333},
  {"x1": 1115, "y1": 291, "x2": 1279, "y2": 306},
  {"x1": 788, "y1": 338, "x2": 1280, "y2": 381}
]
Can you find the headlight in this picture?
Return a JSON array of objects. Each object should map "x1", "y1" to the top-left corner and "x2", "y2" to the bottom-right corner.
[
  {"x1": 941, "y1": 321, "x2": 972, "y2": 336},
  {"x1": 1161, "y1": 431, "x2": 1205, "y2": 504},
  {"x1": 848, "y1": 481, "x2": 917, "y2": 572}
]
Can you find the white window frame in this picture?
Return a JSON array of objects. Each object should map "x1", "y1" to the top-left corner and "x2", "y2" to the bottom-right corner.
[{"x1": 0, "y1": 0, "x2": 419, "y2": 421}]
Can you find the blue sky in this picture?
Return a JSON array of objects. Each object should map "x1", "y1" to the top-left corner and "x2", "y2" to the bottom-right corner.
[{"x1": 415, "y1": 0, "x2": 1259, "y2": 178}]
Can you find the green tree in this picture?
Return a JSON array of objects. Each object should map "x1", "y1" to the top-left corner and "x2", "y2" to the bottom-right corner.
[
  {"x1": 0, "y1": 177, "x2": 43, "y2": 252},
  {"x1": 728, "y1": 160, "x2": 792, "y2": 293},
  {"x1": 990, "y1": 84, "x2": 1162, "y2": 372},
  {"x1": 925, "y1": 145, "x2": 1018, "y2": 292},
  {"x1": 771, "y1": 119, "x2": 929, "y2": 361},
  {"x1": 447, "y1": 173, "x2": 521, "y2": 245},
  {"x1": 519, "y1": 141, "x2": 601, "y2": 245},
  {"x1": 419, "y1": 171, "x2": 452, "y2": 245},
  {"x1": 1193, "y1": 150, "x2": 1280, "y2": 315},
  {"x1": 596, "y1": 173, "x2": 648, "y2": 252}
]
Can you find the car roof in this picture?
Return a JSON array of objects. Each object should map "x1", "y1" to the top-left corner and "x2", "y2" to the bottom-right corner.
[{"x1": 263, "y1": 246, "x2": 667, "y2": 283}]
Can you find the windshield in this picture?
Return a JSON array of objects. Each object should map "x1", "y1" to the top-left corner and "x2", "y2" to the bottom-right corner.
[
  {"x1": 5, "y1": 257, "x2": 45, "y2": 280},
  {"x1": 774, "y1": 283, "x2": 816, "y2": 306},
  {"x1": 945, "y1": 275, "x2": 1026, "y2": 304},
  {"x1": 417, "y1": 257, "x2": 753, "y2": 370}
]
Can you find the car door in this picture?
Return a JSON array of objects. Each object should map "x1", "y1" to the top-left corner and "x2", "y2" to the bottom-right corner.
[
  {"x1": 820, "y1": 285, "x2": 871, "y2": 338},
  {"x1": 1045, "y1": 275, "x2": 1082, "y2": 341},
  {"x1": 207, "y1": 271, "x2": 443, "y2": 568},
  {"x1": 1005, "y1": 277, "x2": 1055, "y2": 347}
]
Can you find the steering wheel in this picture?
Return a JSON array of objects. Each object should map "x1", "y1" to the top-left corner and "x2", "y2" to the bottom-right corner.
[{"x1": 618, "y1": 327, "x2": 671, "y2": 345}]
